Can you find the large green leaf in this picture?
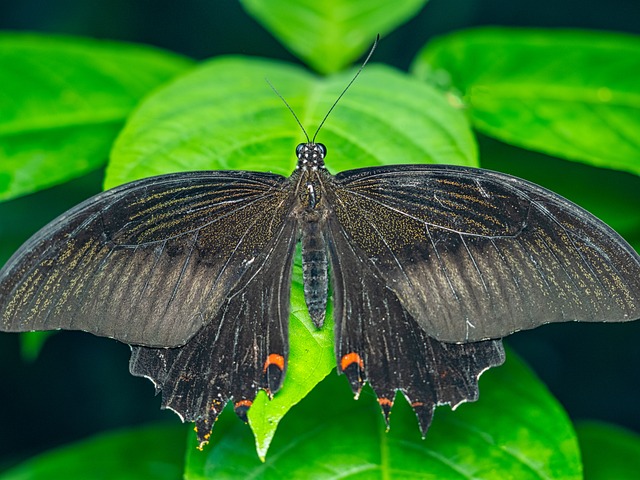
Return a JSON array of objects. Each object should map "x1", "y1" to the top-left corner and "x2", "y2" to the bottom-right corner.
[
  {"x1": 0, "y1": 33, "x2": 193, "y2": 201},
  {"x1": 412, "y1": 28, "x2": 640, "y2": 176},
  {"x1": 107, "y1": 55, "x2": 476, "y2": 188},
  {"x1": 185, "y1": 350, "x2": 581, "y2": 478},
  {"x1": 107, "y1": 55, "x2": 476, "y2": 455},
  {"x1": 240, "y1": 0, "x2": 428, "y2": 74},
  {"x1": 248, "y1": 261, "x2": 335, "y2": 459},
  {"x1": 0, "y1": 423, "x2": 187, "y2": 480},
  {"x1": 576, "y1": 422, "x2": 640, "y2": 479}
]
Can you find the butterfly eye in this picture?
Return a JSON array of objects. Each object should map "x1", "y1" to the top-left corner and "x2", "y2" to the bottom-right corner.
[
  {"x1": 316, "y1": 143, "x2": 326, "y2": 157},
  {"x1": 296, "y1": 143, "x2": 306, "y2": 157}
]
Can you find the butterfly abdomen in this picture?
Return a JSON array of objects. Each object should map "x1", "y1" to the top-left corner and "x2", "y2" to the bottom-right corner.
[{"x1": 301, "y1": 219, "x2": 328, "y2": 328}]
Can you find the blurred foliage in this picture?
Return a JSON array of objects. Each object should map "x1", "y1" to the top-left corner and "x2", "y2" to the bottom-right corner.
[
  {"x1": 576, "y1": 422, "x2": 640, "y2": 480},
  {"x1": 0, "y1": 33, "x2": 193, "y2": 201},
  {"x1": 0, "y1": 424, "x2": 187, "y2": 480}
]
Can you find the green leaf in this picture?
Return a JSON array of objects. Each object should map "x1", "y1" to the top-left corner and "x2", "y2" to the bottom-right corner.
[
  {"x1": 107, "y1": 55, "x2": 476, "y2": 455},
  {"x1": 0, "y1": 423, "x2": 187, "y2": 480},
  {"x1": 240, "y1": 0, "x2": 428, "y2": 74},
  {"x1": 0, "y1": 33, "x2": 194, "y2": 201},
  {"x1": 247, "y1": 261, "x2": 335, "y2": 459},
  {"x1": 185, "y1": 350, "x2": 581, "y2": 478},
  {"x1": 576, "y1": 422, "x2": 640, "y2": 479},
  {"x1": 412, "y1": 28, "x2": 640, "y2": 176},
  {"x1": 107, "y1": 55, "x2": 476, "y2": 188}
]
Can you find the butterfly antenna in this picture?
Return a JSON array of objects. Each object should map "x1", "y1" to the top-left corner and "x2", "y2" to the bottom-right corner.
[
  {"x1": 266, "y1": 77, "x2": 311, "y2": 143},
  {"x1": 311, "y1": 34, "x2": 380, "y2": 142}
]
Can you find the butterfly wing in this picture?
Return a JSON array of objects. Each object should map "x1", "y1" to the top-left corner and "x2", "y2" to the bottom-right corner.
[
  {"x1": 0, "y1": 171, "x2": 294, "y2": 347},
  {"x1": 326, "y1": 212, "x2": 505, "y2": 432},
  {"x1": 129, "y1": 217, "x2": 297, "y2": 447},
  {"x1": 329, "y1": 164, "x2": 640, "y2": 343}
]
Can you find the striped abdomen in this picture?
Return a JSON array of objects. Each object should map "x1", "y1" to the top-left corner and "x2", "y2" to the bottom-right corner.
[{"x1": 301, "y1": 220, "x2": 328, "y2": 328}]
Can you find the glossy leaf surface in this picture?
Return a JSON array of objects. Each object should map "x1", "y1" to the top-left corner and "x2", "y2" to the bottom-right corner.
[
  {"x1": 0, "y1": 33, "x2": 193, "y2": 201},
  {"x1": 413, "y1": 28, "x2": 640, "y2": 176}
]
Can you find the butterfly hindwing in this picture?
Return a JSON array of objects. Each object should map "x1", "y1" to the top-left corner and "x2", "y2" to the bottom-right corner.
[
  {"x1": 129, "y1": 217, "x2": 297, "y2": 446},
  {"x1": 326, "y1": 214, "x2": 505, "y2": 432},
  {"x1": 0, "y1": 171, "x2": 293, "y2": 347},
  {"x1": 331, "y1": 164, "x2": 640, "y2": 343}
]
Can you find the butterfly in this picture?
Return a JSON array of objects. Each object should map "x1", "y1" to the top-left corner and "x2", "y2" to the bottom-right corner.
[
  {"x1": 2, "y1": 38, "x2": 640, "y2": 446},
  {"x1": 1, "y1": 136, "x2": 640, "y2": 447}
]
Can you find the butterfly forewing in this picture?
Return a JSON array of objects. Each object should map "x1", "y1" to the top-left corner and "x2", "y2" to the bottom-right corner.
[
  {"x1": 330, "y1": 164, "x2": 640, "y2": 342},
  {"x1": 0, "y1": 170, "x2": 294, "y2": 347}
]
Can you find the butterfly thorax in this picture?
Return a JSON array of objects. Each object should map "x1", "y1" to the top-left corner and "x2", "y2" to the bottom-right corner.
[{"x1": 293, "y1": 142, "x2": 330, "y2": 213}]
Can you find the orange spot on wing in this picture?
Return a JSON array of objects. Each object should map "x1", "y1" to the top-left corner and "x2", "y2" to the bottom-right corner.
[
  {"x1": 234, "y1": 399, "x2": 253, "y2": 409},
  {"x1": 340, "y1": 352, "x2": 364, "y2": 371},
  {"x1": 378, "y1": 397, "x2": 393, "y2": 407},
  {"x1": 263, "y1": 353, "x2": 285, "y2": 373}
]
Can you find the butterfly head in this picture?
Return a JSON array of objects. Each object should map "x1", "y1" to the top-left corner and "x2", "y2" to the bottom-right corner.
[{"x1": 296, "y1": 142, "x2": 326, "y2": 171}]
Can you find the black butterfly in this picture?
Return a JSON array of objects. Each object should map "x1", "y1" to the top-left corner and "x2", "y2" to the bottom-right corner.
[
  {"x1": 2, "y1": 39, "x2": 640, "y2": 446},
  {"x1": 1, "y1": 135, "x2": 640, "y2": 447}
]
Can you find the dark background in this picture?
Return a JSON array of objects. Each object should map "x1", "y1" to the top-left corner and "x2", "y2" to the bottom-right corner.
[{"x1": 1, "y1": 0, "x2": 640, "y2": 467}]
